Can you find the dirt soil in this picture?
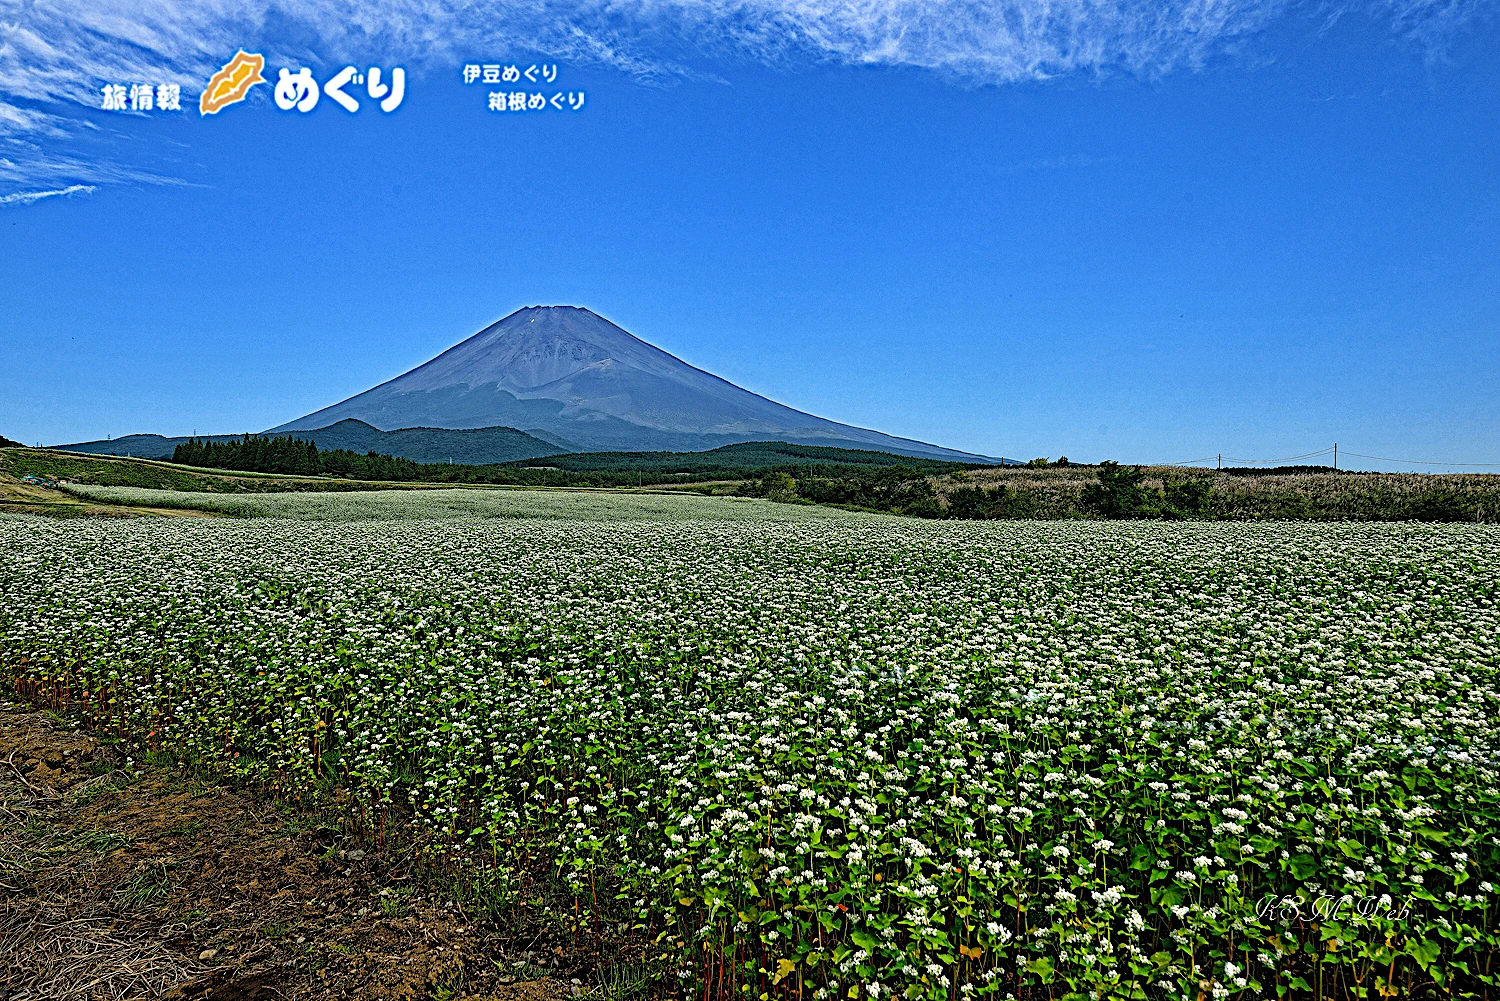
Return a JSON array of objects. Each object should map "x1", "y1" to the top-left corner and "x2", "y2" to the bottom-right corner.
[
  {"x1": 0, "y1": 474, "x2": 215, "y2": 520},
  {"x1": 0, "y1": 701, "x2": 596, "y2": 1001}
]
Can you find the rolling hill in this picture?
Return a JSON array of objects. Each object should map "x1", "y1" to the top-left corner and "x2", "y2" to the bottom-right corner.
[
  {"x1": 512, "y1": 441, "x2": 973, "y2": 474},
  {"x1": 53, "y1": 421, "x2": 563, "y2": 465}
]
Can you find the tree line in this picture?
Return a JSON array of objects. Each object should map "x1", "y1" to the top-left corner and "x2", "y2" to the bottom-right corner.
[{"x1": 168, "y1": 435, "x2": 963, "y2": 491}]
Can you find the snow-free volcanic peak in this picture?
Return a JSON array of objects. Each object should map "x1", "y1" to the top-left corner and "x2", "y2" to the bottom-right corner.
[{"x1": 271, "y1": 306, "x2": 992, "y2": 460}]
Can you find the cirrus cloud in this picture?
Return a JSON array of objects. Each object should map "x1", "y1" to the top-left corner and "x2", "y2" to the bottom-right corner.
[
  {"x1": 0, "y1": 181, "x2": 95, "y2": 206},
  {"x1": 0, "y1": 0, "x2": 1489, "y2": 197}
]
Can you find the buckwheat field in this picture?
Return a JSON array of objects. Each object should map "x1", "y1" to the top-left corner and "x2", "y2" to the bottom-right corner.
[{"x1": 3, "y1": 495, "x2": 1497, "y2": 999}]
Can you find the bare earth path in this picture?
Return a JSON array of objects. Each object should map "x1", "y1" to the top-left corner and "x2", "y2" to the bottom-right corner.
[{"x1": 0, "y1": 701, "x2": 576, "y2": 1001}]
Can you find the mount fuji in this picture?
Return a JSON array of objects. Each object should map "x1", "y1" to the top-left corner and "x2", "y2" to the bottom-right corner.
[{"x1": 271, "y1": 306, "x2": 995, "y2": 462}]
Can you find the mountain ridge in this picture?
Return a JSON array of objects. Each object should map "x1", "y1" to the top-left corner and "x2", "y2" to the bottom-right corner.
[{"x1": 52, "y1": 420, "x2": 563, "y2": 465}]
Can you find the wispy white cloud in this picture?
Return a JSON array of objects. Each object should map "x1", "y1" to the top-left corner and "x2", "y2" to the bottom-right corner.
[
  {"x1": 0, "y1": 99, "x2": 71, "y2": 135},
  {"x1": 0, "y1": 0, "x2": 1489, "y2": 199},
  {"x1": 4, "y1": 0, "x2": 1488, "y2": 105},
  {"x1": 0, "y1": 182, "x2": 95, "y2": 206},
  {"x1": 1379, "y1": 0, "x2": 1489, "y2": 54},
  {"x1": 0, "y1": 135, "x2": 199, "y2": 193},
  {"x1": 644, "y1": 0, "x2": 1301, "y2": 81},
  {"x1": 1007, "y1": 153, "x2": 1122, "y2": 172}
]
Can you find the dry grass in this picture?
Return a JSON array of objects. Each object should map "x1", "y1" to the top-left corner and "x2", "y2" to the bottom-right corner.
[
  {"x1": 930, "y1": 465, "x2": 1500, "y2": 520},
  {"x1": 0, "y1": 700, "x2": 583, "y2": 1001},
  {"x1": 0, "y1": 905, "x2": 209, "y2": 1001},
  {"x1": 0, "y1": 712, "x2": 207, "y2": 1001},
  {"x1": 0, "y1": 466, "x2": 217, "y2": 521}
]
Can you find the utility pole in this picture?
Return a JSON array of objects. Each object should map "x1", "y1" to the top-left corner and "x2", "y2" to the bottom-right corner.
[
  {"x1": 1217, "y1": 453, "x2": 1221, "y2": 470},
  {"x1": 1333, "y1": 443, "x2": 1337, "y2": 471}
]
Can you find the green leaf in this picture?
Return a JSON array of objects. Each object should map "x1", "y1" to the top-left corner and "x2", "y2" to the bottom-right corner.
[
  {"x1": 1025, "y1": 957, "x2": 1056, "y2": 983},
  {"x1": 1407, "y1": 937, "x2": 1441, "y2": 969}
]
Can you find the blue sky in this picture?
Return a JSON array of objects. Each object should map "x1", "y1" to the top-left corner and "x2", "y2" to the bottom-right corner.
[{"x1": 1, "y1": 0, "x2": 1496, "y2": 468}]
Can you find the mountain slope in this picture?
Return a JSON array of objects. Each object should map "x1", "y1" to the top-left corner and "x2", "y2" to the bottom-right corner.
[
  {"x1": 511, "y1": 441, "x2": 974, "y2": 474},
  {"x1": 54, "y1": 433, "x2": 239, "y2": 460},
  {"x1": 280, "y1": 420, "x2": 562, "y2": 464},
  {"x1": 271, "y1": 306, "x2": 997, "y2": 462},
  {"x1": 54, "y1": 421, "x2": 562, "y2": 465}
]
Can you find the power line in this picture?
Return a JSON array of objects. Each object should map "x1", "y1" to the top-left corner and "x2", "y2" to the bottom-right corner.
[
  {"x1": 1155, "y1": 456, "x2": 1220, "y2": 467},
  {"x1": 1338, "y1": 450, "x2": 1500, "y2": 468},
  {"x1": 1150, "y1": 445, "x2": 1500, "y2": 470},
  {"x1": 1220, "y1": 447, "x2": 1335, "y2": 464},
  {"x1": 1155, "y1": 448, "x2": 1333, "y2": 467}
]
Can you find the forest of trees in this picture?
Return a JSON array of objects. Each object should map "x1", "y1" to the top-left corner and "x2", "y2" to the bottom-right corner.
[
  {"x1": 173, "y1": 435, "x2": 642, "y2": 486},
  {"x1": 175, "y1": 436, "x2": 422, "y2": 479},
  {"x1": 739, "y1": 466, "x2": 945, "y2": 517},
  {"x1": 169, "y1": 435, "x2": 965, "y2": 491}
]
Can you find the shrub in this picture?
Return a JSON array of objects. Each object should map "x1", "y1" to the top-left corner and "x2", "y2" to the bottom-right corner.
[
  {"x1": 896, "y1": 478, "x2": 942, "y2": 518},
  {"x1": 1162, "y1": 477, "x2": 1211, "y2": 518},
  {"x1": 1401, "y1": 490, "x2": 1473, "y2": 523},
  {"x1": 760, "y1": 471, "x2": 798, "y2": 503},
  {"x1": 1081, "y1": 461, "x2": 1160, "y2": 518},
  {"x1": 945, "y1": 485, "x2": 1009, "y2": 520},
  {"x1": 946, "y1": 486, "x2": 990, "y2": 519}
]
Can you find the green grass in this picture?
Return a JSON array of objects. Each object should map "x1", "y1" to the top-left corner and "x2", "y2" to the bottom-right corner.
[
  {"x1": 379, "y1": 888, "x2": 411, "y2": 918},
  {"x1": 588, "y1": 959, "x2": 659, "y2": 1000},
  {"x1": 69, "y1": 771, "x2": 135, "y2": 807},
  {"x1": 61, "y1": 485, "x2": 879, "y2": 521},
  {"x1": 44, "y1": 828, "x2": 134, "y2": 855},
  {"x1": 2, "y1": 447, "x2": 446, "y2": 497},
  {"x1": 262, "y1": 918, "x2": 299, "y2": 939},
  {"x1": 3, "y1": 449, "x2": 244, "y2": 492},
  {"x1": 497, "y1": 959, "x2": 555, "y2": 981},
  {"x1": 116, "y1": 859, "x2": 176, "y2": 907},
  {"x1": 162, "y1": 820, "x2": 206, "y2": 837}
]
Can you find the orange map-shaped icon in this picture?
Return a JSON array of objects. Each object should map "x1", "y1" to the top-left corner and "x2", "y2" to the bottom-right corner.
[{"x1": 199, "y1": 51, "x2": 266, "y2": 115}]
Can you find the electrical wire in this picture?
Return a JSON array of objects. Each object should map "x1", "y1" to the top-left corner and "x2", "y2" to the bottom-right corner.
[
  {"x1": 1148, "y1": 446, "x2": 1499, "y2": 469},
  {"x1": 1221, "y1": 447, "x2": 1335, "y2": 464},
  {"x1": 1337, "y1": 451, "x2": 1500, "y2": 468}
]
